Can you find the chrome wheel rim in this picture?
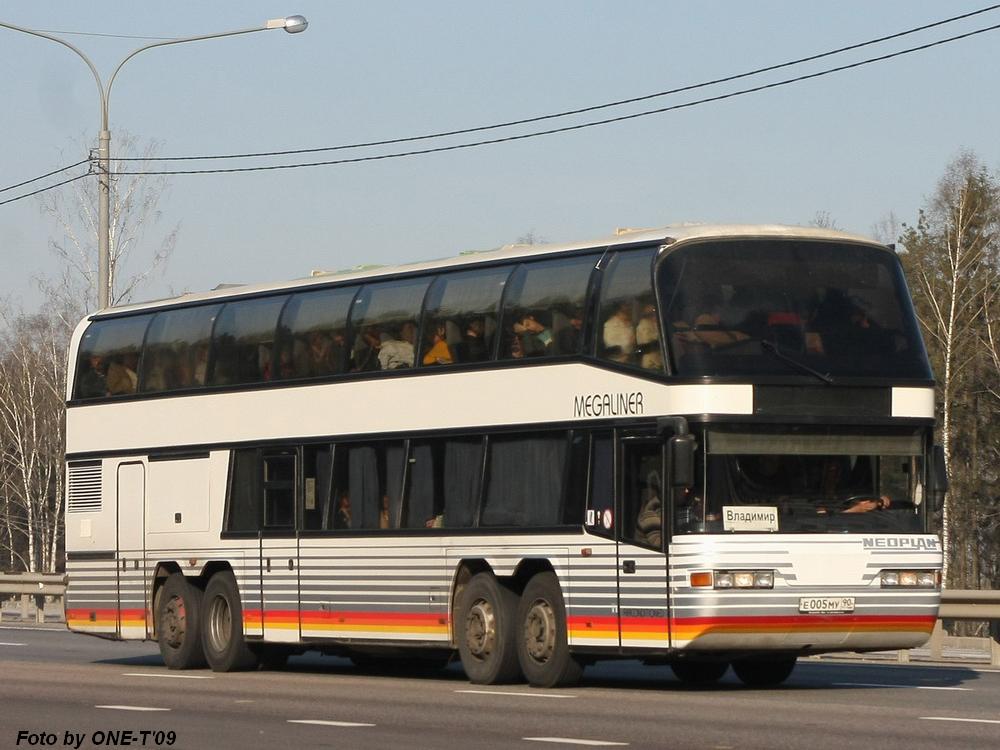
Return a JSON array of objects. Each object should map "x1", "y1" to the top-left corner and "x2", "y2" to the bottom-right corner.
[
  {"x1": 465, "y1": 598, "x2": 496, "y2": 660},
  {"x1": 206, "y1": 595, "x2": 232, "y2": 654},
  {"x1": 524, "y1": 598, "x2": 556, "y2": 664}
]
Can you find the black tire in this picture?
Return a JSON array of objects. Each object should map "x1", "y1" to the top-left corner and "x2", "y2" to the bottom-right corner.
[
  {"x1": 201, "y1": 572, "x2": 258, "y2": 672},
  {"x1": 456, "y1": 573, "x2": 522, "y2": 684},
  {"x1": 252, "y1": 644, "x2": 291, "y2": 670},
  {"x1": 732, "y1": 655, "x2": 796, "y2": 687},
  {"x1": 670, "y1": 659, "x2": 729, "y2": 686},
  {"x1": 156, "y1": 573, "x2": 206, "y2": 669},
  {"x1": 516, "y1": 572, "x2": 583, "y2": 688}
]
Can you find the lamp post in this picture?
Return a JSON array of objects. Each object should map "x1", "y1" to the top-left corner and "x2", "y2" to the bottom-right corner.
[{"x1": 1, "y1": 15, "x2": 308, "y2": 310}]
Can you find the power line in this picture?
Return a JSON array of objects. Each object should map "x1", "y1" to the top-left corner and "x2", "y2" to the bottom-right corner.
[
  {"x1": 112, "y1": 21, "x2": 1000, "y2": 177},
  {"x1": 116, "y1": 4, "x2": 1000, "y2": 163},
  {"x1": 0, "y1": 172, "x2": 92, "y2": 208},
  {"x1": 0, "y1": 158, "x2": 91, "y2": 194}
]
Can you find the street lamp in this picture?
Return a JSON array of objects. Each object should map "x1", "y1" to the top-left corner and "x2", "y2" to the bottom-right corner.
[{"x1": 1, "y1": 15, "x2": 308, "y2": 310}]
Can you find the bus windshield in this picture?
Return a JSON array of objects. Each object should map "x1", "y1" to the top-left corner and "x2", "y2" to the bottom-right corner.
[
  {"x1": 657, "y1": 239, "x2": 931, "y2": 380},
  {"x1": 676, "y1": 429, "x2": 927, "y2": 534}
]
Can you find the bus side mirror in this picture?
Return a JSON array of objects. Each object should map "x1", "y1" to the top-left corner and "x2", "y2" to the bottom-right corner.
[
  {"x1": 669, "y1": 434, "x2": 696, "y2": 488},
  {"x1": 927, "y1": 445, "x2": 948, "y2": 511}
]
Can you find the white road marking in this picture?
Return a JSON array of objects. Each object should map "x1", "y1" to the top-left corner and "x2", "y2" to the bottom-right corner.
[
  {"x1": 122, "y1": 672, "x2": 214, "y2": 680},
  {"x1": 833, "y1": 682, "x2": 971, "y2": 691},
  {"x1": 921, "y1": 717, "x2": 1000, "y2": 725},
  {"x1": 288, "y1": 720, "x2": 375, "y2": 727},
  {"x1": 96, "y1": 705, "x2": 170, "y2": 712},
  {"x1": 0, "y1": 642, "x2": 26, "y2": 646},
  {"x1": 235, "y1": 699, "x2": 255, "y2": 703},
  {"x1": 524, "y1": 738, "x2": 628, "y2": 747},
  {"x1": 456, "y1": 689, "x2": 576, "y2": 699}
]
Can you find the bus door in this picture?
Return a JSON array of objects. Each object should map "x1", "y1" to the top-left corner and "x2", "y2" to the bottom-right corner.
[
  {"x1": 259, "y1": 449, "x2": 301, "y2": 643},
  {"x1": 116, "y1": 461, "x2": 146, "y2": 638},
  {"x1": 616, "y1": 433, "x2": 671, "y2": 650}
]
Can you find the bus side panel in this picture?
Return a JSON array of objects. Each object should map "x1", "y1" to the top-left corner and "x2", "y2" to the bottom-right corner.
[
  {"x1": 565, "y1": 536, "x2": 619, "y2": 649},
  {"x1": 299, "y1": 536, "x2": 449, "y2": 643},
  {"x1": 66, "y1": 460, "x2": 119, "y2": 637},
  {"x1": 65, "y1": 557, "x2": 120, "y2": 637},
  {"x1": 616, "y1": 543, "x2": 669, "y2": 649}
]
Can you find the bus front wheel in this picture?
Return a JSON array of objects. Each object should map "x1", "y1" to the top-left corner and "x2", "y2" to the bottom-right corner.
[
  {"x1": 457, "y1": 573, "x2": 521, "y2": 684},
  {"x1": 156, "y1": 573, "x2": 206, "y2": 670},
  {"x1": 202, "y1": 572, "x2": 258, "y2": 672},
  {"x1": 516, "y1": 572, "x2": 583, "y2": 688},
  {"x1": 732, "y1": 655, "x2": 797, "y2": 687}
]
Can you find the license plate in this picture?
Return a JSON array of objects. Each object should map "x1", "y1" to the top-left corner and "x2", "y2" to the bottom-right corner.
[{"x1": 799, "y1": 596, "x2": 855, "y2": 613}]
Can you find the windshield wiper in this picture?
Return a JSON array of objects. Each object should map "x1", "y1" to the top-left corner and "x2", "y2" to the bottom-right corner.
[{"x1": 761, "y1": 340, "x2": 835, "y2": 385}]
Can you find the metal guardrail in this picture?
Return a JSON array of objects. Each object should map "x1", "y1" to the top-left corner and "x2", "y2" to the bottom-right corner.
[
  {"x1": 924, "y1": 588, "x2": 1000, "y2": 666},
  {"x1": 0, "y1": 573, "x2": 68, "y2": 623},
  {"x1": 939, "y1": 588, "x2": 1000, "y2": 620}
]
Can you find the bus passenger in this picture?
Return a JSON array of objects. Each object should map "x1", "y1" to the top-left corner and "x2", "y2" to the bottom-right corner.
[
  {"x1": 555, "y1": 309, "x2": 583, "y2": 354},
  {"x1": 77, "y1": 354, "x2": 108, "y2": 398},
  {"x1": 423, "y1": 324, "x2": 453, "y2": 365},
  {"x1": 602, "y1": 302, "x2": 635, "y2": 362},
  {"x1": 514, "y1": 313, "x2": 552, "y2": 357},
  {"x1": 378, "y1": 326, "x2": 415, "y2": 369},
  {"x1": 301, "y1": 331, "x2": 337, "y2": 376},
  {"x1": 636, "y1": 492, "x2": 662, "y2": 547},
  {"x1": 106, "y1": 351, "x2": 138, "y2": 395},
  {"x1": 352, "y1": 326, "x2": 382, "y2": 372},
  {"x1": 335, "y1": 493, "x2": 352, "y2": 529},
  {"x1": 463, "y1": 319, "x2": 488, "y2": 362}
]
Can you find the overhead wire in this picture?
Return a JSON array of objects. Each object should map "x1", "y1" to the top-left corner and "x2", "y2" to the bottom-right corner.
[
  {"x1": 116, "y1": 4, "x2": 1000, "y2": 163},
  {"x1": 111, "y1": 21, "x2": 1000, "y2": 177},
  {"x1": 0, "y1": 158, "x2": 92, "y2": 194},
  {"x1": 4, "y1": 5, "x2": 999, "y2": 196},
  {"x1": 0, "y1": 172, "x2": 93, "y2": 208}
]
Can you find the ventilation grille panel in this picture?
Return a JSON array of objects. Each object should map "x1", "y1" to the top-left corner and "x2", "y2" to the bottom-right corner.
[{"x1": 67, "y1": 463, "x2": 103, "y2": 513}]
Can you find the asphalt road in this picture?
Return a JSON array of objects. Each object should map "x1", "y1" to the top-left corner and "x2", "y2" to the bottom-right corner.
[{"x1": 1, "y1": 625, "x2": 998, "y2": 750}]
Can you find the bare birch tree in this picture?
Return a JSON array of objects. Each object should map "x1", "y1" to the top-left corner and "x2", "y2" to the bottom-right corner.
[
  {"x1": 0, "y1": 305, "x2": 72, "y2": 573},
  {"x1": 0, "y1": 134, "x2": 180, "y2": 573},
  {"x1": 37, "y1": 132, "x2": 179, "y2": 312},
  {"x1": 900, "y1": 150, "x2": 1000, "y2": 587}
]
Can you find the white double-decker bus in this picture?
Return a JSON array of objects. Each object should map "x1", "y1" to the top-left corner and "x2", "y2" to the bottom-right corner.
[{"x1": 64, "y1": 224, "x2": 945, "y2": 687}]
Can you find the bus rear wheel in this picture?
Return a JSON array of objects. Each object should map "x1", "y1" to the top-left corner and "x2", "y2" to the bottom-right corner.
[
  {"x1": 202, "y1": 572, "x2": 258, "y2": 672},
  {"x1": 156, "y1": 573, "x2": 206, "y2": 670},
  {"x1": 457, "y1": 573, "x2": 521, "y2": 684},
  {"x1": 516, "y1": 572, "x2": 583, "y2": 688},
  {"x1": 732, "y1": 655, "x2": 797, "y2": 687},
  {"x1": 670, "y1": 659, "x2": 729, "y2": 686}
]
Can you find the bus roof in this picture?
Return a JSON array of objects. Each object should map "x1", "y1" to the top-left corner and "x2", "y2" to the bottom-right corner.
[{"x1": 93, "y1": 223, "x2": 884, "y2": 319}]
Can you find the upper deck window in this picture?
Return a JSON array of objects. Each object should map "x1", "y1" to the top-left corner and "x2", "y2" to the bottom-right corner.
[
  {"x1": 140, "y1": 305, "x2": 222, "y2": 393},
  {"x1": 658, "y1": 240, "x2": 932, "y2": 380},
  {"x1": 420, "y1": 267, "x2": 510, "y2": 366},
  {"x1": 498, "y1": 254, "x2": 599, "y2": 361},
  {"x1": 74, "y1": 315, "x2": 151, "y2": 399},
  {"x1": 348, "y1": 278, "x2": 430, "y2": 372},
  {"x1": 210, "y1": 295, "x2": 289, "y2": 386},
  {"x1": 276, "y1": 286, "x2": 356, "y2": 380},
  {"x1": 597, "y1": 248, "x2": 662, "y2": 372}
]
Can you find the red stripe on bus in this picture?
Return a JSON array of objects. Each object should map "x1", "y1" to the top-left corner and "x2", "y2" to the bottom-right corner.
[{"x1": 244, "y1": 609, "x2": 450, "y2": 628}]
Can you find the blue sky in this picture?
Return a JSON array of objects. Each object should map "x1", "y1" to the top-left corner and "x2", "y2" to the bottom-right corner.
[{"x1": 2, "y1": 1, "x2": 999, "y2": 310}]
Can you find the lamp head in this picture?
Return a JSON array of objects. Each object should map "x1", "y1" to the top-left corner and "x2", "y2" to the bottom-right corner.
[{"x1": 283, "y1": 15, "x2": 308, "y2": 33}]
